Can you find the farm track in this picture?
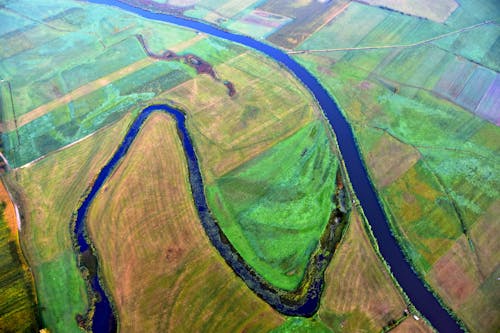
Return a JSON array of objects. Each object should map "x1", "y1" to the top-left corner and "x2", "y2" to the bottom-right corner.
[{"x1": 289, "y1": 20, "x2": 497, "y2": 54}]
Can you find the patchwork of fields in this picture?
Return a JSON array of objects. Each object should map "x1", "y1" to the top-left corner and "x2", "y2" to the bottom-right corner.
[
  {"x1": 291, "y1": 1, "x2": 500, "y2": 331},
  {"x1": 1, "y1": 0, "x2": 498, "y2": 332}
]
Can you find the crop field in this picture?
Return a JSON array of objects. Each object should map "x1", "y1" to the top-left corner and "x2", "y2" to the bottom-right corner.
[
  {"x1": 2, "y1": 59, "x2": 195, "y2": 167},
  {"x1": 259, "y1": 0, "x2": 351, "y2": 49},
  {"x1": 12, "y1": 114, "x2": 132, "y2": 332},
  {"x1": 2, "y1": 0, "x2": 498, "y2": 332},
  {"x1": 225, "y1": 9, "x2": 293, "y2": 39},
  {"x1": 206, "y1": 120, "x2": 338, "y2": 290},
  {"x1": 391, "y1": 316, "x2": 433, "y2": 333},
  {"x1": 87, "y1": 113, "x2": 284, "y2": 332},
  {"x1": 0, "y1": 181, "x2": 39, "y2": 332},
  {"x1": 428, "y1": 200, "x2": 500, "y2": 333},
  {"x1": 292, "y1": 0, "x2": 500, "y2": 331},
  {"x1": 319, "y1": 210, "x2": 408, "y2": 332}
]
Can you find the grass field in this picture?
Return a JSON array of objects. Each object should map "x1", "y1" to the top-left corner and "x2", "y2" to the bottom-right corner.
[
  {"x1": 359, "y1": 0, "x2": 458, "y2": 22},
  {"x1": 206, "y1": 120, "x2": 338, "y2": 290},
  {"x1": 3, "y1": 0, "x2": 497, "y2": 331},
  {"x1": 0, "y1": 180, "x2": 39, "y2": 332},
  {"x1": 12, "y1": 114, "x2": 133, "y2": 332},
  {"x1": 259, "y1": 0, "x2": 350, "y2": 49},
  {"x1": 86, "y1": 113, "x2": 284, "y2": 332}
]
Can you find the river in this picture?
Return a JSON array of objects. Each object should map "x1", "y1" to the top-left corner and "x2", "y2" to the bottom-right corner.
[{"x1": 79, "y1": 1, "x2": 463, "y2": 332}]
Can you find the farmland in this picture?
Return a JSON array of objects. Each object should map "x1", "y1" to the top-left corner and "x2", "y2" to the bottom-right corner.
[
  {"x1": 164, "y1": 51, "x2": 317, "y2": 182},
  {"x1": 319, "y1": 210, "x2": 407, "y2": 332},
  {"x1": 206, "y1": 120, "x2": 338, "y2": 290},
  {"x1": 1, "y1": 0, "x2": 498, "y2": 332},
  {"x1": 289, "y1": 0, "x2": 500, "y2": 331},
  {"x1": 86, "y1": 113, "x2": 284, "y2": 331},
  {"x1": 1, "y1": 0, "x2": 348, "y2": 330},
  {"x1": 0, "y1": 180, "x2": 39, "y2": 332},
  {"x1": 12, "y1": 114, "x2": 133, "y2": 332}
]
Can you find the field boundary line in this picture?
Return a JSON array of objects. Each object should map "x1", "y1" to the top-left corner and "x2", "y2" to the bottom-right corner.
[{"x1": 289, "y1": 20, "x2": 496, "y2": 54}]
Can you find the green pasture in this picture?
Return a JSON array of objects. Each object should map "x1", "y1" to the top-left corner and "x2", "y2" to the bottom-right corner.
[
  {"x1": 0, "y1": 0, "x2": 199, "y2": 119},
  {"x1": 0, "y1": 203, "x2": 39, "y2": 332},
  {"x1": 271, "y1": 317, "x2": 332, "y2": 333},
  {"x1": 206, "y1": 120, "x2": 338, "y2": 290},
  {"x1": 0, "y1": 9, "x2": 32, "y2": 36},
  {"x1": 61, "y1": 37, "x2": 146, "y2": 92},
  {"x1": 433, "y1": 24, "x2": 500, "y2": 71}
]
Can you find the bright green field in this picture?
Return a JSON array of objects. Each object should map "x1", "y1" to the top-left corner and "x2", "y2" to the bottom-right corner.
[{"x1": 206, "y1": 120, "x2": 338, "y2": 290}]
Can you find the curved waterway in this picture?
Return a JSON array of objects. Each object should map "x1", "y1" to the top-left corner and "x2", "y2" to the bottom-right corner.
[
  {"x1": 81, "y1": 1, "x2": 463, "y2": 332},
  {"x1": 75, "y1": 105, "x2": 337, "y2": 332}
]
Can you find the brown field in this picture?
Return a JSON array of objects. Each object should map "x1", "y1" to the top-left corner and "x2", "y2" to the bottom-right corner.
[
  {"x1": 428, "y1": 199, "x2": 500, "y2": 332},
  {"x1": 14, "y1": 113, "x2": 134, "y2": 332},
  {"x1": 0, "y1": 179, "x2": 39, "y2": 332},
  {"x1": 366, "y1": 132, "x2": 421, "y2": 188},
  {"x1": 87, "y1": 113, "x2": 284, "y2": 332},
  {"x1": 260, "y1": 0, "x2": 351, "y2": 49},
  {"x1": 319, "y1": 209, "x2": 407, "y2": 332},
  {"x1": 391, "y1": 316, "x2": 434, "y2": 333},
  {"x1": 164, "y1": 52, "x2": 316, "y2": 182},
  {"x1": 356, "y1": 0, "x2": 458, "y2": 23},
  {"x1": 0, "y1": 179, "x2": 19, "y2": 237}
]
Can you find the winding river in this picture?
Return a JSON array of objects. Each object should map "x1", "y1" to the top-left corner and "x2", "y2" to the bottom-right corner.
[{"x1": 77, "y1": 1, "x2": 463, "y2": 332}]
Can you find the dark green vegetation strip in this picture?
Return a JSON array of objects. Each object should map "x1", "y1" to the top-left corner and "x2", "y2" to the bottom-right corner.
[{"x1": 0, "y1": 202, "x2": 39, "y2": 332}]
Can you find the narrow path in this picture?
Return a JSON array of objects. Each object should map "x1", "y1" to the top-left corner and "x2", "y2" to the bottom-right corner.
[{"x1": 288, "y1": 20, "x2": 496, "y2": 54}]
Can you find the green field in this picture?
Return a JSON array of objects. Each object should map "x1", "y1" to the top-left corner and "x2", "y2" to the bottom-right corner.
[
  {"x1": 206, "y1": 120, "x2": 338, "y2": 290},
  {"x1": 290, "y1": 1, "x2": 500, "y2": 330}
]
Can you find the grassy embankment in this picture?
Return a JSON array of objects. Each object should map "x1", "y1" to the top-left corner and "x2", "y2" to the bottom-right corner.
[
  {"x1": 87, "y1": 113, "x2": 284, "y2": 332},
  {"x1": 0, "y1": 180, "x2": 39, "y2": 332},
  {"x1": 12, "y1": 114, "x2": 133, "y2": 332},
  {"x1": 292, "y1": 1, "x2": 499, "y2": 331}
]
